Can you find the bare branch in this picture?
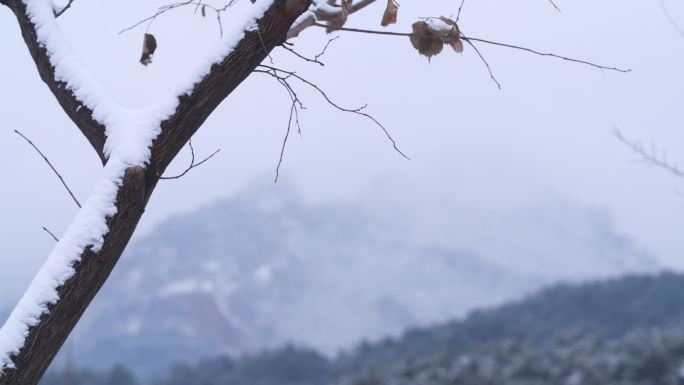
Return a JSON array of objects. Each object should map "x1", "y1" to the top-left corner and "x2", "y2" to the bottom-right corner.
[
  {"x1": 463, "y1": 35, "x2": 630, "y2": 73},
  {"x1": 14, "y1": 130, "x2": 81, "y2": 209},
  {"x1": 313, "y1": 22, "x2": 631, "y2": 73},
  {"x1": 281, "y1": 36, "x2": 339, "y2": 66},
  {"x1": 42, "y1": 227, "x2": 59, "y2": 242},
  {"x1": 275, "y1": 101, "x2": 299, "y2": 182},
  {"x1": 547, "y1": 0, "x2": 561, "y2": 12},
  {"x1": 257, "y1": 64, "x2": 411, "y2": 161},
  {"x1": 463, "y1": 38, "x2": 501, "y2": 89},
  {"x1": 119, "y1": 0, "x2": 241, "y2": 36},
  {"x1": 614, "y1": 128, "x2": 684, "y2": 179},
  {"x1": 456, "y1": 0, "x2": 466, "y2": 22},
  {"x1": 160, "y1": 139, "x2": 221, "y2": 180}
]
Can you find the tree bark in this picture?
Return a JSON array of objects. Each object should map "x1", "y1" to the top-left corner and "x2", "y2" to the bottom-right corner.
[{"x1": 0, "y1": 0, "x2": 311, "y2": 383}]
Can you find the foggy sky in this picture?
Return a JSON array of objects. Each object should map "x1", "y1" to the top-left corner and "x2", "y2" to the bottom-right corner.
[{"x1": 0, "y1": 0, "x2": 683, "y2": 304}]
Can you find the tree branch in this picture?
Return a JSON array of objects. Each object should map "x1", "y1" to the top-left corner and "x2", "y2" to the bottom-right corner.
[
  {"x1": 160, "y1": 139, "x2": 220, "y2": 180},
  {"x1": 0, "y1": 1, "x2": 312, "y2": 383},
  {"x1": 149, "y1": 0, "x2": 313, "y2": 178},
  {"x1": 4, "y1": 1, "x2": 107, "y2": 164},
  {"x1": 313, "y1": 22, "x2": 631, "y2": 73}
]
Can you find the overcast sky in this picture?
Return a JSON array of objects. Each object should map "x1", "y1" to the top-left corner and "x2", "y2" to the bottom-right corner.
[{"x1": 0, "y1": 0, "x2": 683, "y2": 304}]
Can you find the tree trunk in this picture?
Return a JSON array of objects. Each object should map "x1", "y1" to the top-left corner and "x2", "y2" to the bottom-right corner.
[{"x1": 0, "y1": 1, "x2": 311, "y2": 383}]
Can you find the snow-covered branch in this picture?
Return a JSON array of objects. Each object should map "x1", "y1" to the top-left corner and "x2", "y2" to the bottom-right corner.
[
  {"x1": 5, "y1": 0, "x2": 113, "y2": 162},
  {"x1": 0, "y1": 0, "x2": 311, "y2": 383},
  {"x1": 288, "y1": 0, "x2": 378, "y2": 39}
]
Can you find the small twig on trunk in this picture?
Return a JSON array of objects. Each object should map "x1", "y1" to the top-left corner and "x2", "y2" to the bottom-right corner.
[
  {"x1": 15, "y1": 130, "x2": 81, "y2": 208},
  {"x1": 160, "y1": 139, "x2": 221, "y2": 180},
  {"x1": 54, "y1": 0, "x2": 75, "y2": 18},
  {"x1": 281, "y1": 36, "x2": 339, "y2": 67},
  {"x1": 42, "y1": 227, "x2": 59, "y2": 242}
]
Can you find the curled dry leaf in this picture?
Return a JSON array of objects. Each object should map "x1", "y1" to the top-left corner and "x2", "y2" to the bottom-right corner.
[
  {"x1": 139, "y1": 33, "x2": 157, "y2": 66},
  {"x1": 410, "y1": 21, "x2": 443, "y2": 59},
  {"x1": 409, "y1": 17, "x2": 464, "y2": 59},
  {"x1": 451, "y1": 39, "x2": 464, "y2": 53},
  {"x1": 381, "y1": 0, "x2": 398, "y2": 27}
]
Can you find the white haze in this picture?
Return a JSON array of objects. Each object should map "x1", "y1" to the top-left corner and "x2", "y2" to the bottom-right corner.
[{"x1": 0, "y1": 0, "x2": 683, "y2": 310}]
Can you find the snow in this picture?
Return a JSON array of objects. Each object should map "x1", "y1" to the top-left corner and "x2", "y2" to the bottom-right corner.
[
  {"x1": 0, "y1": 0, "x2": 275, "y2": 372},
  {"x1": 311, "y1": 0, "x2": 340, "y2": 15}
]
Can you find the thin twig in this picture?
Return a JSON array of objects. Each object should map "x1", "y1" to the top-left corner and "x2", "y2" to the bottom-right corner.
[
  {"x1": 254, "y1": 66, "x2": 304, "y2": 181},
  {"x1": 54, "y1": 0, "x2": 75, "y2": 18},
  {"x1": 547, "y1": 0, "x2": 561, "y2": 12},
  {"x1": 258, "y1": 64, "x2": 411, "y2": 160},
  {"x1": 275, "y1": 102, "x2": 297, "y2": 182},
  {"x1": 42, "y1": 227, "x2": 59, "y2": 242},
  {"x1": 464, "y1": 36, "x2": 630, "y2": 73},
  {"x1": 119, "y1": 0, "x2": 240, "y2": 36},
  {"x1": 456, "y1": 0, "x2": 466, "y2": 22},
  {"x1": 315, "y1": 36, "x2": 339, "y2": 62},
  {"x1": 15, "y1": 130, "x2": 81, "y2": 208},
  {"x1": 463, "y1": 38, "x2": 501, "y2": 89},
  {"x1": 281, "y1": 36, "x2": 339, "y2": 66},
  {"x1": 160, "y1": 139, "x2": 221, "y2": 180},
  {"x1": 312, "y1": 22, "x2": 631, "y2": 73}
]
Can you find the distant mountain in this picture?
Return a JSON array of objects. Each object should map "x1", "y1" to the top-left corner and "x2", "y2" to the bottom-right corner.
[{"x1": 52, "y1": 187, "x2": 655, "y2": 377}]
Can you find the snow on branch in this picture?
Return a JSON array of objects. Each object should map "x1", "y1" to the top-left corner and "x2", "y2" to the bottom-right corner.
[{"x1": 0, "y1": 0, "x2": 281, "y2": 375}]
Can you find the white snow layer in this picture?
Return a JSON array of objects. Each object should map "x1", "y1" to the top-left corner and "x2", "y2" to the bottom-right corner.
[{"x1": 0, "y1": 0, "x2": 275, "y2": 372}]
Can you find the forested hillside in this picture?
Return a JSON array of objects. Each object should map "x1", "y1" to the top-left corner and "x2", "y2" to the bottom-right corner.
[{"x1": 41, "y1": 272, "x2": 684, "y2": 385}]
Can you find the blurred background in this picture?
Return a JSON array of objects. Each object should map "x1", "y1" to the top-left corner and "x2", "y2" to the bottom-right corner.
[{"x1": 1, "y1": 0, "x2": 683, "y2": 384}]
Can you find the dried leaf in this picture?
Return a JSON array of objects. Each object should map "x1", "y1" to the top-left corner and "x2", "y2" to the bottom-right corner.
[
  {"x1": 139, "y1": 33, "x2": 157, "y2": 66},
  {"x1": 381, "y1": 0, "x2": 398, "y2": 27},
  {"x1": 451, "y1": 39, "x2": 464, "y2": 53},
  {"x1": 410, "y1": 21, "x2": 443, "y2": 59}
]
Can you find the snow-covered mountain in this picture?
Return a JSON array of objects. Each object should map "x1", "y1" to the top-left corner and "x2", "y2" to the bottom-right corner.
[{"x1": 56, "y1": 187, "x2": 656, "y2": 377}]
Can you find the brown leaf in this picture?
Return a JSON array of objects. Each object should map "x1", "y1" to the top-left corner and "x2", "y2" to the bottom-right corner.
[
  {"x1": 139, "y1": 33, "x2": 157, "y2": 66},
  {"x1": 451, "y1": 39, "x2": 464, "y2": 53},
  {"x1": 410, "y1": 21, "x2": 443, "y2": 59},
  {"x1": 381, "y1": 0, "x2": 398, "y2": 27}
]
